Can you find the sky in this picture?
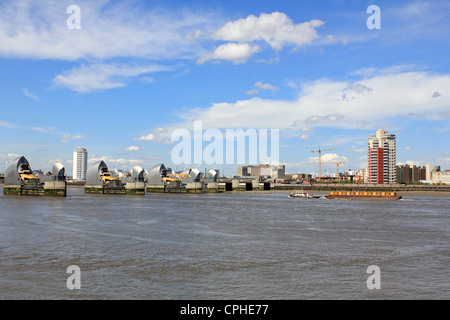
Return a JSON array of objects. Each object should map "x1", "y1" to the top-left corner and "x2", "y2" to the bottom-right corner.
[{"x1": 0, "y1": 0, "x2": 449, "y2": 177}]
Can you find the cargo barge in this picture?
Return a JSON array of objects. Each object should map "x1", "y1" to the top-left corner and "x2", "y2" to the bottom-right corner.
[{"x1": 325, "y1": 191, "x2": 402, "y2": 200}]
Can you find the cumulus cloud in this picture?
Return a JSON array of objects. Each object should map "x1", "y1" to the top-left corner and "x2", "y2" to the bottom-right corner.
[
  {"x1": 154, "y1": 68, "x2": 450, "y2": 135},
  {"x1": 341, "y1": 83, "x2": 373, "y2": 101},
  {"x1": 135, "y1": 127, "x2": 173, "y2": 144},
  {"x1": 197, "y1": 43, "x2": 260, "y2": 64},
  {"x1": 211, "y1": 12, "x2": 325, "y2": 51},
  {"x1": 246, "y1": 81, "x2": 279, "y2": 95},
  {"x1": 135, "y1": 133, "x2": 155, "y2": 141},
  {"x1": 246, "y1": 89, "x2": 259, "y2": 95},
  {"x1": 124, "y1": 146, "x2": 140, "y2": 152},
  {"x1": 255, "y1": 81, "x2": 279, "y2": 91},
  {"x1": 307, "y1": 153, "x2": 348, "y2": 166},
  {"x1": 197, "y1": 11, "x2": 328, "y2": 64}
]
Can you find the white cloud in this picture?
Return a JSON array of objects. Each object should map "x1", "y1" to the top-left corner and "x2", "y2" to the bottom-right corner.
[
  {"x1": 124, "y1": 146, "x2": 140, "y2": 152},
  {"x1": 255, "y1": 81, "x2": 279, "y2": 91},
  {"x1": 211, "y1": 12, "x2": 325, "y2": 51},
  {"x1": 246, "y1": 81, "x2": 279, "y2": 95},
  {"x1": 404, "y1": 146, "x2": 411, "y2": 151},
  {"x1": 22, "y1": 88, "x2": 39, "y2": 101},
  {"x1": 246, "y1": 89, "x2": 259, "y2": 95},
  {"x1": 313, "y1": 153, "x2": 348, "y2": 164},
  {"x1": 134, "y1": 127, "x2": 173, "y2": 144},
  {"x1": 298, "y1": 134, "x2": 310, "y2": 140},
  {"x1": 53, "y1": 63, "x2": 169, "y2": 93},
  {"x1": 32, "y1": 126, "x2": 56, "y2": 134},
  {"x1": 397, "y1": 160, "x2": 421, "y2": 166},
  {"x1": 135, "y1": 133, "x2": 155, "y2": 141},
  {"x1": 0, "y1": 1, "x2": 217, "y2": 61},
  {"x1": 60, "y1": 134, "x2": 86, "y2": 142},
  {"x1": 197, "y1": 42, "x2": 260, "y2": 64},
  {"x1": 0, "y1": 121, "x2": 16, "y2": 128},
  {"x1": 150, "y1": 68, "x2": 450, "y2": 143},
  {"x1": 88, "y1": 156, "x2": 144, "y2": 166},
  {"x1": 351, "y1": 146, "x2": 366, "y2": 153},
  {"x1": 0, "y1": 153, "x2": 21, "y2": 160}
]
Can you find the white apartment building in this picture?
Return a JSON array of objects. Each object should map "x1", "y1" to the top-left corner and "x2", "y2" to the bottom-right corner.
[
  {"x1": 367, "y1": 129, "x2": 396, "y2": 184},
  {"x1": 73, "y1": 147, "x2": 88, "y2": 181}
]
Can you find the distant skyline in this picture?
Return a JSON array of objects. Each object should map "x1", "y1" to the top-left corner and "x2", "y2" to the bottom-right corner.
[{"x1": 1, "y1": 0, "x2": 449, "y2": 177}]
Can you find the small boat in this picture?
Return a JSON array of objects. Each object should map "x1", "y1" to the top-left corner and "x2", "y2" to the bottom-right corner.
[{"x1": 289, "y1": 191, "x2": 321, "y2": 199}]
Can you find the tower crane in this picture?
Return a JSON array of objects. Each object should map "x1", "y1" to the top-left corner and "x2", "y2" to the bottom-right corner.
[
  {"x1": 311, "y1": 146, "x2": 339, "y2": 182},
  {"x1": 322, "y1": 161, "x2": 346, "y2": 182}
]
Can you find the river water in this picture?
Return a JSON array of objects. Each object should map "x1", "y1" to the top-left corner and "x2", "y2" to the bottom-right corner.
[{"x1": 0, "y1": 186, "x2": 448, "y2": 299}]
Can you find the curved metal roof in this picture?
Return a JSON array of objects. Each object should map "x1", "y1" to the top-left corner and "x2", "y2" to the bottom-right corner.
[
  {"x1": 123, "y1": 166, "x2": 145, "y2": 183},
  {"x1": 86, "y1": 160, "x2": 108, "y2": 186},
  {"x1": 52, "y1": 162, "x2": 65, "y2": 181},
  {"x1": 206, "y1": 169, "x2": 218, "y2": 182},
  {"x1": 147, "y1": 164, "x2": 166, "y2": 185},
  {"x1": 180, "y1": 168, "x2": 201, "y2": 183},
  {"x1": 5, "y1": 156, "x2": 30, "y2": 185}
]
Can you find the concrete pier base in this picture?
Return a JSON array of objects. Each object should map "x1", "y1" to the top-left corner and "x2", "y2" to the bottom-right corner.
[
  {"x1": 206, "y1": 182, "x2": 219, "y2": 193},
  {"x1": 85, "y1": 185, "x2": 104, "y2": 194},
  {"x1": 3, "y1": 185, "x2": 22, "y2": 195},
  {"x1": 219, "y1": 179, "x2": 240, "y2": 192},
  {"x1": 125, "y1": 182, "x2": 145, "y2": 195},
  {"x1": 186, "y1": 182, "x2": 204, "y2": 194},
  {"x1": 146, "y1": 185, "x2": 166, "y2": 193},
  {"x1": 43, "y1": 181, "x2": 67, "y2": 197},
  {"x1": 4, "y1": 182, "x2": 66, "y2": 196}
]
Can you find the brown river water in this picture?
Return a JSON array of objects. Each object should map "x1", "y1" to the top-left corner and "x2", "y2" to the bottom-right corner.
[{"x1": 0, "y1": 186, "x2": 449, "y2": 299}]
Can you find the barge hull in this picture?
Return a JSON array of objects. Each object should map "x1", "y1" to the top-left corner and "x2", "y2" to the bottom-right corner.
[{"x1": 325, "y1": 195, "x2": 402, "y2": 200}]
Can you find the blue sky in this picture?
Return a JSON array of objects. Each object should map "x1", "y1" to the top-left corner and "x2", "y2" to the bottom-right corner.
[{"x1": 0, "y1": 0, "x2": 449, "y2": 177}]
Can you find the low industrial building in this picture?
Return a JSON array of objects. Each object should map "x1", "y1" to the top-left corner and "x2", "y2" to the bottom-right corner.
[{"x1": 236, "y1": 164, "x2": 285, "y2": 181}]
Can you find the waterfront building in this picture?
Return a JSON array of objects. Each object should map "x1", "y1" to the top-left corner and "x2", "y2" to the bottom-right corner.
[
  {"x1": 367, "y1": 129, "x2": 396, "y2": 184},
  {"x1": 432, "y1": 167, "x2": 450, "y2": 185},
  {"x1": 236, "y1": 164, "x2": 285, "y2": 180},
  {"x1": 396, "y1": 164, "x2": 428, "y2": 183},
  {"x1": 73, "y1": 147, "x2": 88, "y2": 181}
]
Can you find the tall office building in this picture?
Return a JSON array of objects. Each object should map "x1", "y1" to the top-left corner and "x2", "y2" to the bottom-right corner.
[
  {"x1": 73, "y1": 147, "x2": 88, "y2": 181},
  {"x1": 367, "y1": 129, "x2": 396, "y2": 184}
]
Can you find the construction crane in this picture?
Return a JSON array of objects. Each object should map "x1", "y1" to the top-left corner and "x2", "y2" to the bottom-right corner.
[
  {"x1": 322, "y1": 161, "x2": 345, "y2": 182},
  {"x1": 311, "y1": 146, "x2": 339, "y2": 182}
]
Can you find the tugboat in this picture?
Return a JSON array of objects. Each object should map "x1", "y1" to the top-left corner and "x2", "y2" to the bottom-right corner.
[
  {"x1": 289, "y1": 191, "x2": 321, "y2": 199},
  {"x1": 325, "y1": 191, "x2": 402, "y2": 200}
]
